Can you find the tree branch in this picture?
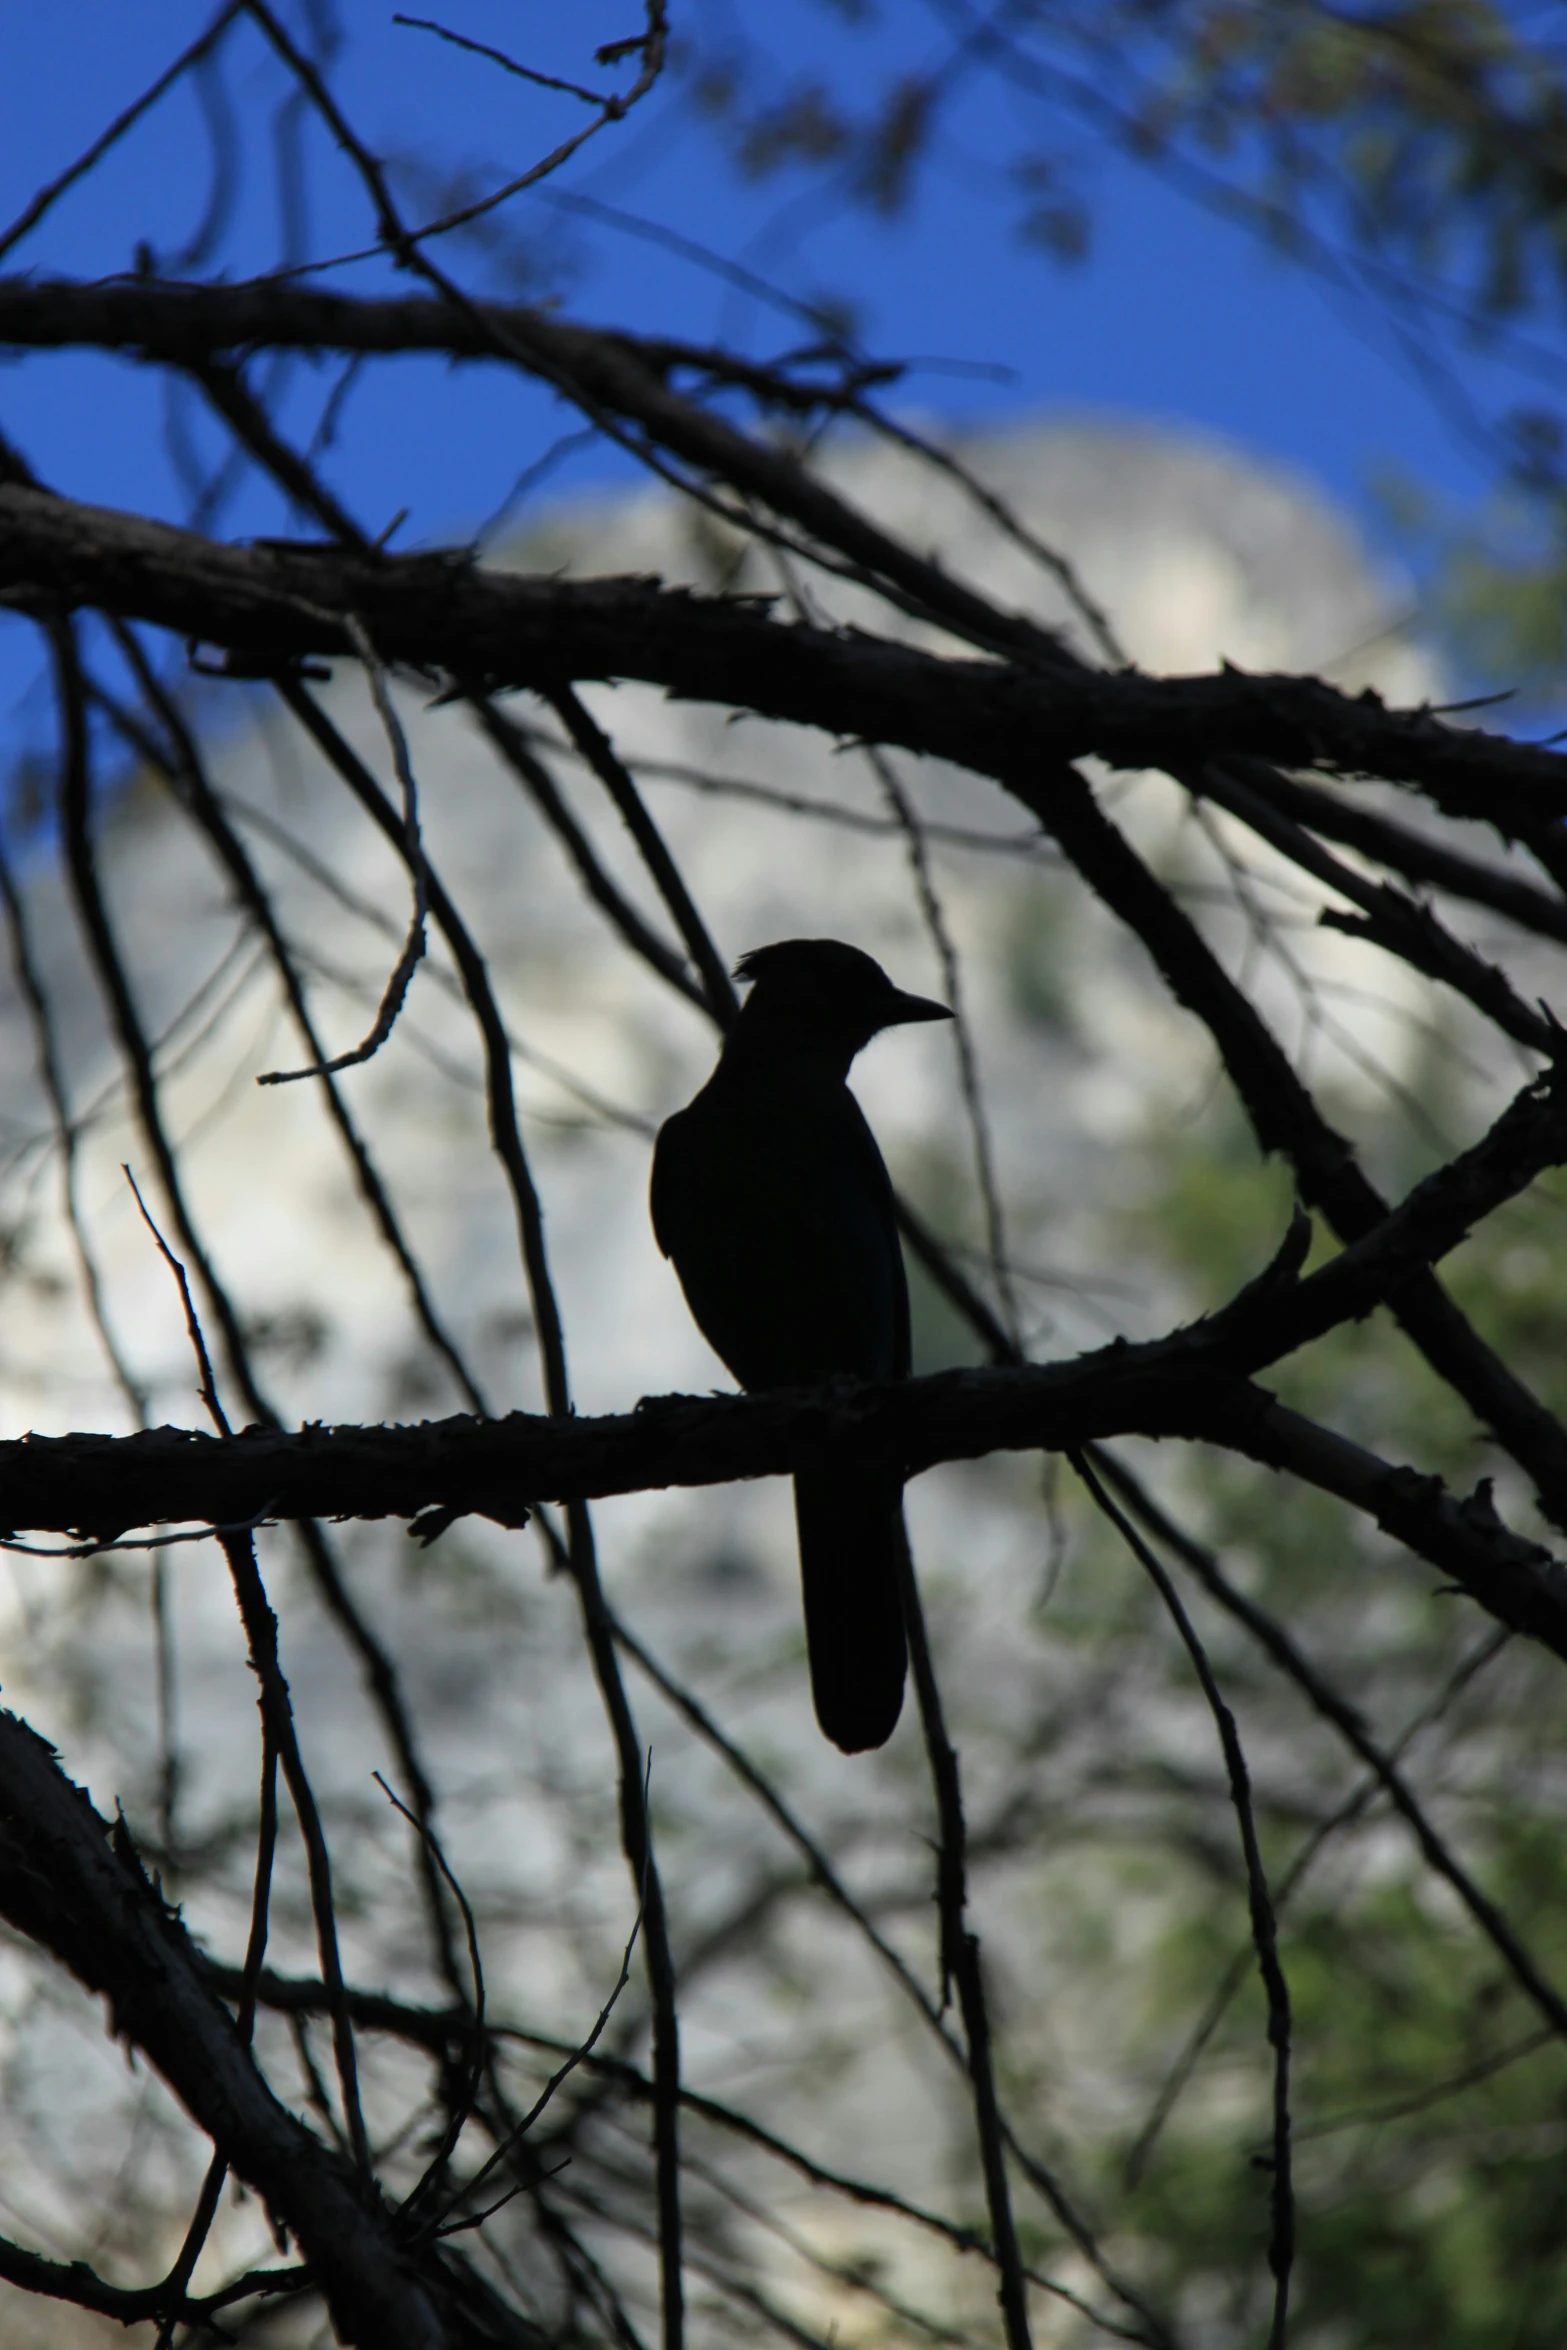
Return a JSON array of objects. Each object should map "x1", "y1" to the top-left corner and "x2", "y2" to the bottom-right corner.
[
  {"x1": 3, "y1": 1360, "x2": 1565, "y2": 1656},
  {"x1": 2, "y1": 482, "x2": 1564, "y2": 834},
  {"x1": 0, "y1": 1708, "x2": 449, "y2": 2348}
]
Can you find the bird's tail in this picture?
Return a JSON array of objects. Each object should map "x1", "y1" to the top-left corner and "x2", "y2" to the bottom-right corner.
[{"x1": 793, "y1": 1463, "x2": 908, "y2": 1752}]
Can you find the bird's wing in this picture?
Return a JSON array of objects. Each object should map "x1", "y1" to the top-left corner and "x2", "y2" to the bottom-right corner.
[
  {"x1": 839, "y1": 1086, "x2": 911, "y2": 1379},
  {"x1": 648, "y1": 1104, "x2": 689, "y2": 1262},
  {"x1": 652, "y1": 1070, "x2": 911, "y2": 1388}
]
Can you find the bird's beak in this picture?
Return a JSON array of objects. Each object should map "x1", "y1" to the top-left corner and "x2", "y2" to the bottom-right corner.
[{"x1": 883, "y1": 988, "x2": 954, "y2": 1026}]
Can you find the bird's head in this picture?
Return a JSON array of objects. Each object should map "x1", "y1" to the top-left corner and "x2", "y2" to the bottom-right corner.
[{"x1": 732, "y1": 939, "x2": 952, "y2": 1069}]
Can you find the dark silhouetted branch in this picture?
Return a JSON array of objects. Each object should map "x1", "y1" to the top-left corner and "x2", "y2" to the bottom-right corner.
[
  {"x1": 0, "y1": 1709, "x2": 449, "y2": 2348},
  {"x1": 3, "y1": 483, "x2": 1566, "y2": 836},
  {"x1": 1007, "y1": 762, "x2": 1567, "y2": 1531},
  {"x1": 271, "y1": 670, "x2": 687, "y2": 2350},
  {"x1": 3, "y1": 1347, "x2": 1565, "y2": 1656},
  {"x1": 1073, "y1": 1452, "x2": 1293, "y2": 2349},
  {"x1": 898, "y1": 1527, "x2": 1035, "y2": 2350}
]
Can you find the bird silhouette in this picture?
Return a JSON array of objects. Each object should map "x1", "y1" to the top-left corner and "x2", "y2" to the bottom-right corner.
[{"x1": 650, "y1": 939, "x2": 952, "y2": 1751}]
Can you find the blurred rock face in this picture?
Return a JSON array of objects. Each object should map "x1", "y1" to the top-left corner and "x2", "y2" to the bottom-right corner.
[{"x1": 0, "y1": 418, "x2": 1446, "y2": 2330}]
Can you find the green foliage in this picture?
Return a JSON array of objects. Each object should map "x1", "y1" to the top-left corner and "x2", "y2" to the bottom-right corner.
[
  {"x1": 1080, "y1": 1061, "x2": 1567, "y2": 2341},
  {"x1": 1375, "y1": 459, "x2": 1567, "y2": 712},
  {"x1": 680, "y1": 3, "x2": 1567, "y2": 321},
  {"x1": 682, "y1": 2, "x2": 1567, "y2": 710}
]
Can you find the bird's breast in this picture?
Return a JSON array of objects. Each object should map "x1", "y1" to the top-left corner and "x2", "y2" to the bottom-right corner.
[{"x1": 652, "y1": 1065, "x2": 905, "y2": 1392}]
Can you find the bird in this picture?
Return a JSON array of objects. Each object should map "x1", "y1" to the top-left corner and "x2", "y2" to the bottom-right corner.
[{"x1": 650, "y1": 939, "x2": 952, "y2": 1752}]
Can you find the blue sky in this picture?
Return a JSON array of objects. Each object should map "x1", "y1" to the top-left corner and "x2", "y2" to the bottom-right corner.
[{"x1": 0, "y1": 1, "x2": 1530, "y2": 750}]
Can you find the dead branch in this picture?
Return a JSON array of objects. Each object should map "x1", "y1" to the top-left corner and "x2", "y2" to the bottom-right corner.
[{"x1": 3, "y1": 481, "x2": 1566, "y2": 835}]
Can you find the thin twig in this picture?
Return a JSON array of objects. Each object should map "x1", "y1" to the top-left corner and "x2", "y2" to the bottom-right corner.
[
  {"x1": 152, "y1": 2150, "x2": 229, "y2": 2350},
  {"x1": 107, "y1": 617, "x2": 491, "y2": 1420},
  {"x1": 1118, "y1": 1581, "x2": 1507, "y2": 2188},
  {"x1": 638, "y1": 750, "x2": 1059, "y2": 856},
  {"x1": 0, "y1": 822, "x2": 180, "y2": 1844},
  {"x1": 868, "y1": 744, "x2": 1020, "y2": 1341},
  {"x1": 224, "y1": 778, "x2": 655, "y2": 1130},
  {"x1": 1072, "y1": 1451, "x2": 1293, "y2": 2350},
  {"x1": 1091, "y1": 1445, "x2": 1567, "y2": 2043},
  {"x1": 245, "y1": 0, "x2": 669, "y2": 263},
  {"x1": 612, "y1": 1607, "x2": 938, "y2": 2013},
  {"x1": 850, "y1": 402, "x2": 1128, "y2": 666},
  {"x1": 896, "y1": 1523, "x2": 1035, "y2": 2350},
  {"x1": 215, "y1": 1957, "x2": 1163, "y2": 2343},
  {"x1": 0, "y1": 1515, "x2": 275, "y2": 1561},
  {"x1": 375, "y1": 1771, "x2": 487, "y2": 2216},
  {"x1": 121, "y1": 1167, "x2": 374, "y2": 2181},
  {"x1": 259, "y1": 616, "x2": 427, "y2": 1084},
  {"x1": 470, "y1": 697, "x2": 706, "y2": 1013},
  {"x1": 0, "y1": 2, "x2": 245, "y2": 265},
  {"x1": 393, "y1": 14, "x2": 617, "y2": 106},
  {"x1": 222, "y1": 1525, "x2": 374, "y2": 2180},
  {"x1": 112, "y1": 632, "x2": 485, "y2": 1980},
  {"x1": 1290, "y1": 2024, "x2": 1558, "y2": 2143},
  {"x1": 1006, "y1": 760, "x2": 1567, "y2": 1539},
  {"x1": 548, "y1": 684, "x2": 739, "y2": 1026},
  {"x1": 429, "y1": 1843, "x2": 645, "y2": 2238},
  {"x1": 123, "y1": 1165, "x2": 229, "y2": 1431},
  {"x1": 276, "y1": 671, "x2": 687, "y2": 2350}
]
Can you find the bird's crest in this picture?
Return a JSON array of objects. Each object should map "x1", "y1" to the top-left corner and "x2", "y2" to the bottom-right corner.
[{"x1": 733, "y1": 938, "x2": 887, "y2": 993}]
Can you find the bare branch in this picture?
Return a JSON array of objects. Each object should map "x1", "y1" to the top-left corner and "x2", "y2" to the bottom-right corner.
[
  {"x1": 3, "y1": 1341, "x2": 1564, "y2": 1656},
  {"x1": 0, "y1": 1709, "x2": 449, "y2": 2346},
  {"x1": 257, "y1": 615, "x2": 429, "y2": 1087},
  {"x1": 1074, "y1": 1452, "x2": 1294, "y2": 2347},
  {"x1": 4, "y1": 479, "x2": 1565, "y2": 837},
  {"x1": 1092, "y1": 1452, "x2": 1567, "y2": 2045},
  {"x1": 898, "y1": 1525, "x2": 1035, "y2": 2350},
  {"x1": 0, "y1": 8, "x2": 245, "y2": 267},
  {"x1": 269, "y1": 672, "x2": 689, "y2": 2350}
]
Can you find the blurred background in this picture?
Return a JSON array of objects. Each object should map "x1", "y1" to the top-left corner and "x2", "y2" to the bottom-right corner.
[{"x1": 3, "y1": 6, "x2": 1567, "y2": 2345}]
